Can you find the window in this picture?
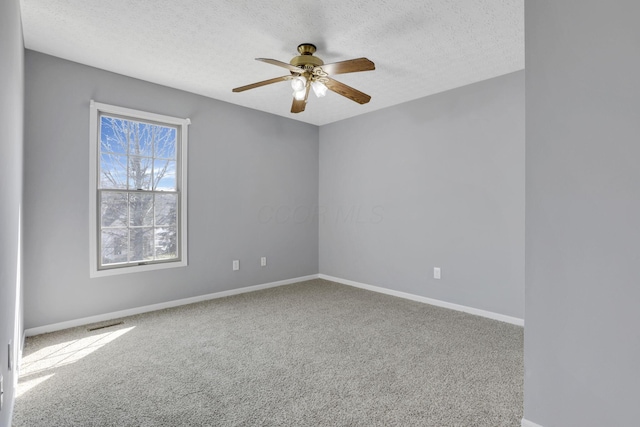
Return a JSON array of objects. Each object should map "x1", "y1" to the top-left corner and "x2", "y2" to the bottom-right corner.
[{"x1": 89, "y1": 101, "x2": 190, "y2": 277}]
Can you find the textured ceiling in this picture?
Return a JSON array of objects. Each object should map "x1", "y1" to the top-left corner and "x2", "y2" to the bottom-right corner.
[{"x1": 20, "y1": 0, "x2": 524, "y2": 126}]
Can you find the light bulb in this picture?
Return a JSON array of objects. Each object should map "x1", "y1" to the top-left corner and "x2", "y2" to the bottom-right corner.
[
  {"x1": 290, "y1": 76, "x2": 306, "y2": 92},
  {"x1": 312, "y1": 81, "x2": 328, "y2": 98},
  {"x1": 293, "y1": 89, "x2": 306, "y2": 101}
]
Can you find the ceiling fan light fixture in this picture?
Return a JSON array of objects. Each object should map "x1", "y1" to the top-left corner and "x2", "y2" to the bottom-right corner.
[
  {"x1": 290, "y1": 76, "x2": 306, "y2": 92},
  {"x1": 312, "y1": 81, "x2": 328, "y2": 98},
  {"x1": 293, "y1": 89, "x2": 306, "y2": 101}
]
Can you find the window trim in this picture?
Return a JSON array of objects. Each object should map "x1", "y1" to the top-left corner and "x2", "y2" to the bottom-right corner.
[{"x1": 89, "y1": 100, "x2": 190, "y2": 278}]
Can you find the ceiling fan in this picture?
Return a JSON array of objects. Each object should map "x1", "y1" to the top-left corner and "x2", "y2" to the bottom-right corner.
[{"x1": 232, "y1": 43, "x2": 375, "y2": 113}]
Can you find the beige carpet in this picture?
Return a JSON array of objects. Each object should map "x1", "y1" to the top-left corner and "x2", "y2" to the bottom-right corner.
[{"x1": 14, "y1": 279, "x2": 523, "y2": 426}]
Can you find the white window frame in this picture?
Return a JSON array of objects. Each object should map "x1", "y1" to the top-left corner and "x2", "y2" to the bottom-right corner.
[{"x1": 89, "y1": 100, "x2": 190, "y2": 277}]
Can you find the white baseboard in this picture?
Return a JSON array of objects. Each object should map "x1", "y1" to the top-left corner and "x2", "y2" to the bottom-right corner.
[
  {"x1": 24, "y1": 274, "x2": 319, "y2": 337},
  {"x1": 318, "y1": 274, "x2": 524, "y2": 326},
  {"x1": 522, "y1": 418, "x2": 544, "y2": 427},
  {"x1": 25, "y1": 273, "x2": 523, "y2": 337}
]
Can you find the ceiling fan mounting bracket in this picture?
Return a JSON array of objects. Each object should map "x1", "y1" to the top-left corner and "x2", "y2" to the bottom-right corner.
[{"x1": 297, "y1": 43, "x2": 317, "y2": 55}]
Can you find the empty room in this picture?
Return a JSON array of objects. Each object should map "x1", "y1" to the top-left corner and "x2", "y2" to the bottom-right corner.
[{"x1": 1, "y1": 1, "x2": 638, "y2": 426}]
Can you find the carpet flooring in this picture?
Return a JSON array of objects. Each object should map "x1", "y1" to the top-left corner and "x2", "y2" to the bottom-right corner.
[{"x1": 14, "y1": 279, "x2": 523, "y2": 426}]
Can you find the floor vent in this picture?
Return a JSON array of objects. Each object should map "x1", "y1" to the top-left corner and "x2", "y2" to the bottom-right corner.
[{"x1": 88, "y1": 321, "x2": 124, "y2": 331}]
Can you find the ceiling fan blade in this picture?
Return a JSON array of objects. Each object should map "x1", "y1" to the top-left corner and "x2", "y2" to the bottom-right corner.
[
  {"x1": 324, "y1": 77, "x2": 371, "y2": 104},
  {"x1": 232, "y1": 76, "x2": 291, "y2": 93},
  {"x1": 256, "y1": 58, "x2": 303, "y2": 74},
  {"x1": 316, "y1": 58, "x2": 375, "y2": 75},
  {"x1": 291, "y1": 82, "x2": 311, "y2": 113}
]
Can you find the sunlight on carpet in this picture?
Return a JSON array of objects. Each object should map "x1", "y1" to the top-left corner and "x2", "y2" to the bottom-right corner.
[{"x1": 18, "y1": 326, "x2": 135, "y2": 398}]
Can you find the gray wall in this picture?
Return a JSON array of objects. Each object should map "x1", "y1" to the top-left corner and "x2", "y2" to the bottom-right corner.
[
  {"x1": 24, "y1": 51, "x2": 319, "y2": 329},
  {"x1": 525, "y1": 1, "x2": 640, "y2": 426},
  {"x1": 0, "y1": 0, "x2": 24, "y2": 425},
  {"x1": 319, "y1": 71, "x2": 525, "y2": 319}
]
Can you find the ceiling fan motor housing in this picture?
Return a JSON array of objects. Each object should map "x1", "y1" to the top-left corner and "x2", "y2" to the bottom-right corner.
[{"x1": 290, "y1": 43, "x2": 323, "y2": 70}]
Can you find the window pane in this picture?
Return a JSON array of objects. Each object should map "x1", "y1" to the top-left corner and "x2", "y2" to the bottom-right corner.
[
  {"x1": 155, "y1": 227, "x2": 177, "y2": 259},
  {"x1": 100, "y1": 154, "x2": 128, "y2": 189},
  {"x1": 129, "y1": 193, "x2": 154, "y2": 227},
  {"x1": 128, "y1": 156, "x2": 153, "y2": 190},
  {"x1": 102, "y1": 229, "x2": 128, "y2": 265},
  {"x1": 101, "y1": 192, "x2": 128, "y2": 227},
  {"x1": 129, "y1": 227, "x2": 153, "y2": 262},
  {"x1": 155, "y1": 126, "x2": 177, "y2": 159},
  {"x1": 128, "y1": 122, "x2": 154, "y2": 157},
  {"x1": 155, "y1": 193, "x2": 177, "y2": 226},
  {"x1": 100, "y1": 116, "x2": 128, "y2": 155},
  {"x1": 153, "y1": 159, "x2": 176, "y2": 190}
]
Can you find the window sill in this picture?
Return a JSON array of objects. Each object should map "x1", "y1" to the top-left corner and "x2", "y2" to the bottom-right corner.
[{"x1": 90, "y1": 259, "x2": 187, "y2": 278}]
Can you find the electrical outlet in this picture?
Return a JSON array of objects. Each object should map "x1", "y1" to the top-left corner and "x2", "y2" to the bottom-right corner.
[
  {"x1": 232, "y1": 260, "x2": 240, "y2": 271},
  {"x1": 434, "y1": 267, "x2": 441, "y2": 279},
  {"x1": 260, "y1": 257, "x2": 267, "y2": 267}
]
